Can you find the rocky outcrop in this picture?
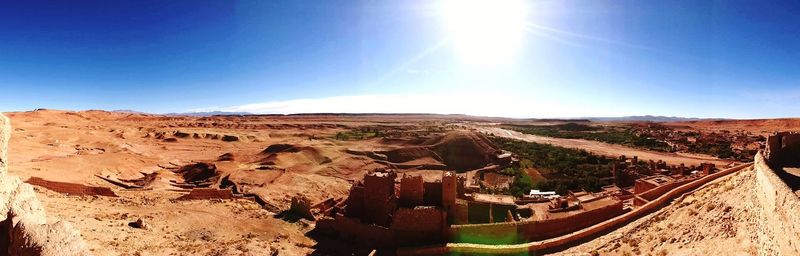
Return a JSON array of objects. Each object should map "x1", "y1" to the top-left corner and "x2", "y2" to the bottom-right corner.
[
  {"x1": 0, "y1": 113, "x2": 92, "y2": 256},
  {"x1": 0, "y1": 114, "x2": 8, "y2": 174},
  {"x1": 288, "y1": 196, "x2": 315, "y2": 221}
]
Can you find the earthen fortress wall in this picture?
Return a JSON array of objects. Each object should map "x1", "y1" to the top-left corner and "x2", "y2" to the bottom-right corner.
[
  {"x1": 754, "y1": 152, "x2": 800, "y2": 254},
  {"x1": 398, "y1": 162, "x2": 753, "y2": 255}
]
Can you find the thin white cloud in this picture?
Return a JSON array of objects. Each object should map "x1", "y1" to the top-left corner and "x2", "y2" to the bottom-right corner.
[
  {"x1": 742, "y1": 88, "x2": 800, "y2": 100},
  {"x1": 195, "y1": 93, "x2": 625, "y2": 119}
]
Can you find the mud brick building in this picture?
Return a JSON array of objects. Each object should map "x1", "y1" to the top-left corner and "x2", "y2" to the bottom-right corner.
[{"x1": 766, "y1": 132, "x2": 800, "y2": 168}]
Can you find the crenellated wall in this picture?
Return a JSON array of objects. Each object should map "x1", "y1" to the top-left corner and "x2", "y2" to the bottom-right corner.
[
  {"x1": 0, "y1": 113, "x2": 92, "y2": 256},
  {"x1": 399, "y1": 162, "x2": 753, "y2": 255},
  {"x1": 754, "y1": 152, "x2": 800, "y2": 254},
  {"x1": 449, "y1": 199, "x2": 625, "y2": 244}
]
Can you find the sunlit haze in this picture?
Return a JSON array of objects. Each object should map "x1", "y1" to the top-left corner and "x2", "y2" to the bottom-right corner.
[
  {"x1": 2, "y1": 1, "x2": 800, "y2": 118},
  {"x1": 440, "y1": 0, "x2": 527, "y2": 65}
]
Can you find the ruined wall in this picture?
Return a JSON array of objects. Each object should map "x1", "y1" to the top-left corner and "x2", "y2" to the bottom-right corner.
[
  {"x1": 441, "y1": 172, "x2": 456, "y2": 219},
  {"x1": 364, "y1": 173, "x2": 395, "y2": 226},
  {"x1": 399, "y1": 163, "x2": 754, "y2": 255},
  {"x1": 453, "y1": 200, "x2": 469, "y2": 225},
  {"x1": 701, "y1": 163, "x2": 715, "y2": 175},
  {"x1": 466, "y1": 201, "x2": 491, "y2": 224},
  {"x1": 423, "y1": 181, "x2": 442, "y2": 207},
  {"x1": 464, "y1": 200, "x2": 518, "y2": 224},
  {"x1": 25, "y1": 177, "x2": 117, "y2": 197},
  {"x1": 344, "y1": 185, "x2": 365, "y2": 219},
  {"x1": 315, "y1": 216, "x2": 393, "y2": 247},
  {"x1": 766, "y1": 132, "x2": 800, "y2": 168},
  {"x1": 399, "y1": 176, "x2": 423, "y2": 207},
  {"x1": 449, "y1": 200, "x2": 625, "y2": 244},
  {"x1": 316, "y1": 209, "x2": 445, "y2": 248},
  {"x1": 176, "y1": 188, "x2": 241, "y2": 201},
  {"x1": 633, "y1": 179, "x2": 658, "y2": 195},
  {"x1": 518, "y1": 200, "x2": 625, "y2": 241},
  {"x1": 754, "y1": 152, "x2": 800, "y2": 254},
  {"x1": 637, "y1": 178, "x2": 694, "y2": 201},
  {"x1": 390, "y1": 207, "x2": 444, "y2": 232},
  {"x1": 287, "y1": 196, "x2": 315, "y2": 220},
  {"x1": 456, "y1": 176, "x2": 472, "y2": 198},
  {"x1": 492, "y1": 204, "x2": 517, "y2": 223},
  {"x1": 311, "y1": 197, "x2": 338, "y2": 214},
  {"x1": 0, "y1": 113, "x2": 92, "y2": 256}
]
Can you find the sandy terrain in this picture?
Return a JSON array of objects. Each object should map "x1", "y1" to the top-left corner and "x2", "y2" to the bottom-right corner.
[
  {"x1": 2, "y1": 110, "x2": 412, "y2": 254},
  {"x1": 35, "y1": 188, "x2": 314, "y2": 255},
  {"x1": 558, "y1": 167, "x2": 778, "y2": 255},
  {"x1": 4, "y1": 109, "x2": 793, "y2": 255},
  {"x1": 1, "y1": 110, "x2": 506, "y2": 254},
  {"x1": 665, "y1": 118, "x2": 800, "y2": 136},
  {"x1": 475, "y1": 126, "x2": 732, "y2": 166}
]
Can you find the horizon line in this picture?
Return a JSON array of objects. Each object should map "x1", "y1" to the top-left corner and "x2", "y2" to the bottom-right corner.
[{"x1": 6, "y1": 108, "x2": 800, "y2": 122}]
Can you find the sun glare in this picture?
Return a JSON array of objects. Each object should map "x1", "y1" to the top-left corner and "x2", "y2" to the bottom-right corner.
[{"x1": 441, "y1": 0, "x2": 527, "y2": 66}]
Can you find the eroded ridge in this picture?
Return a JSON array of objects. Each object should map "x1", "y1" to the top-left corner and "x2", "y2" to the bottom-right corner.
[{"x1": 0, "y1": 113, "x2": 92, "y2": 256}]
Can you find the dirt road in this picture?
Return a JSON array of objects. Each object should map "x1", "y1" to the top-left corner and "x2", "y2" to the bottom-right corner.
[{"x1": 476, "y1": 126, "x2": 733, "y2": 166}]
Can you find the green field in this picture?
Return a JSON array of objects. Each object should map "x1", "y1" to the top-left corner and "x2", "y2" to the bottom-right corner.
[
  {"x1": 490, "y1": 136, "x2": 621, "y2": 195},
  {"x1": 333, "y1": 128, "x2": 383, "y2": 140},
  {"x1": 505, "y1": 123, "x2": 673, "y2": 152}
]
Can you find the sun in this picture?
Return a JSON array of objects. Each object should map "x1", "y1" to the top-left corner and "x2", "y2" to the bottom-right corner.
[{"x1": 440, "y1": 0, "x2": 527, "y2": 66}]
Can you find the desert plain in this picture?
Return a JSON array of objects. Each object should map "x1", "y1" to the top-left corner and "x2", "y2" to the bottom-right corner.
[{"x1": 3, "y1": 109, "x2": 800, "y2": 255}]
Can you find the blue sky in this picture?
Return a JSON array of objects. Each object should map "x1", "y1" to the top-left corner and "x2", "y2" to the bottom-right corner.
[{"x1": 1, "y1": 0, "x2": 800, "y2": 118}]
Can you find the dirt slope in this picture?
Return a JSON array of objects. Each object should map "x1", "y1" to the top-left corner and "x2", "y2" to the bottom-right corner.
[
  {"x1": 558, "y1": 167, "x2": 782, "y2": 255},
  {"x1": 379, "y1": 131, "x2": 501, "y2": 172},
  {"x1": 2, "y1": 110, "x2": 405, "y2": 255},
  {"x1": 426, "y1": 131, "x2": 501, "y2": 171}
]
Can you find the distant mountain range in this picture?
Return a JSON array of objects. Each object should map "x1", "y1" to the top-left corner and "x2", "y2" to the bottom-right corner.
[
  {"x1": 586, "y1": 115, "x2": 723, "y2": 122},
  {"x1": 110, "y1": 109, "x2": 150, "y2": 115},
  {"x1": 110, "y1": 110, "x2": 255, "y2": 116},
  {"x1": 163, "y1": 111, "x2": 254, "y2": 117},
  {"x1": 110, "y1": 110, "x2": 718, "y2": 122}
]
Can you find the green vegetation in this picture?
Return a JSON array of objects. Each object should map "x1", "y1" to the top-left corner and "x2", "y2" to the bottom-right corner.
[
  {"x1": 500, "y1": 167, "x2": 534, "y2": 197},
  {"x1": 333, "y1": 127, "x2": 383, "y2": 140},
  {"x1": 689, "y1": 141, "x2": 736, "y2": 159},
  {"x1": 491, "y1": 136, "x2": 614, "y2": 195},
  {"x1": 506, "y1": 123, "x2": 672, "y2": 152},
  {"x1": 506, "y1": 123, "x2": 761, "y2": 161}
]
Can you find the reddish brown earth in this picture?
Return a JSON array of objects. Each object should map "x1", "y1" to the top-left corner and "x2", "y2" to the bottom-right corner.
[
  {"x1": 558, "y1": 166, "x2": 788, "y2": 256},
  {"x1": 6, "y1": 109, "x2": 786, "y2": 255},
  {"x1": 26, "y1": 177, "x2": 118, "y2": 197},
  {"x1": 2, "y1": 110, "x2": 511, "y2": 255},
  {"x1": 665, "y1": 118, "x2": 800, "y2": 135}
]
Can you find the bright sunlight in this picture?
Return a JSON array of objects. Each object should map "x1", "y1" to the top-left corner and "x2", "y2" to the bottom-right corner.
[{"x1": 440, "y1": 0, "x2": 528, "y2": 66}]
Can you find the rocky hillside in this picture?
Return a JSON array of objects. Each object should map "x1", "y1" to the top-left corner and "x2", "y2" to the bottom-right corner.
[
  {"x1": 559, "y1": 160, "x2": 800, "y2": 255},
  {"x1": 0, "y1": 113, "x2": 91, "y2": 256},
  {"x1": 379, "y1": 131, "x2": 503, "y2": 172}
]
